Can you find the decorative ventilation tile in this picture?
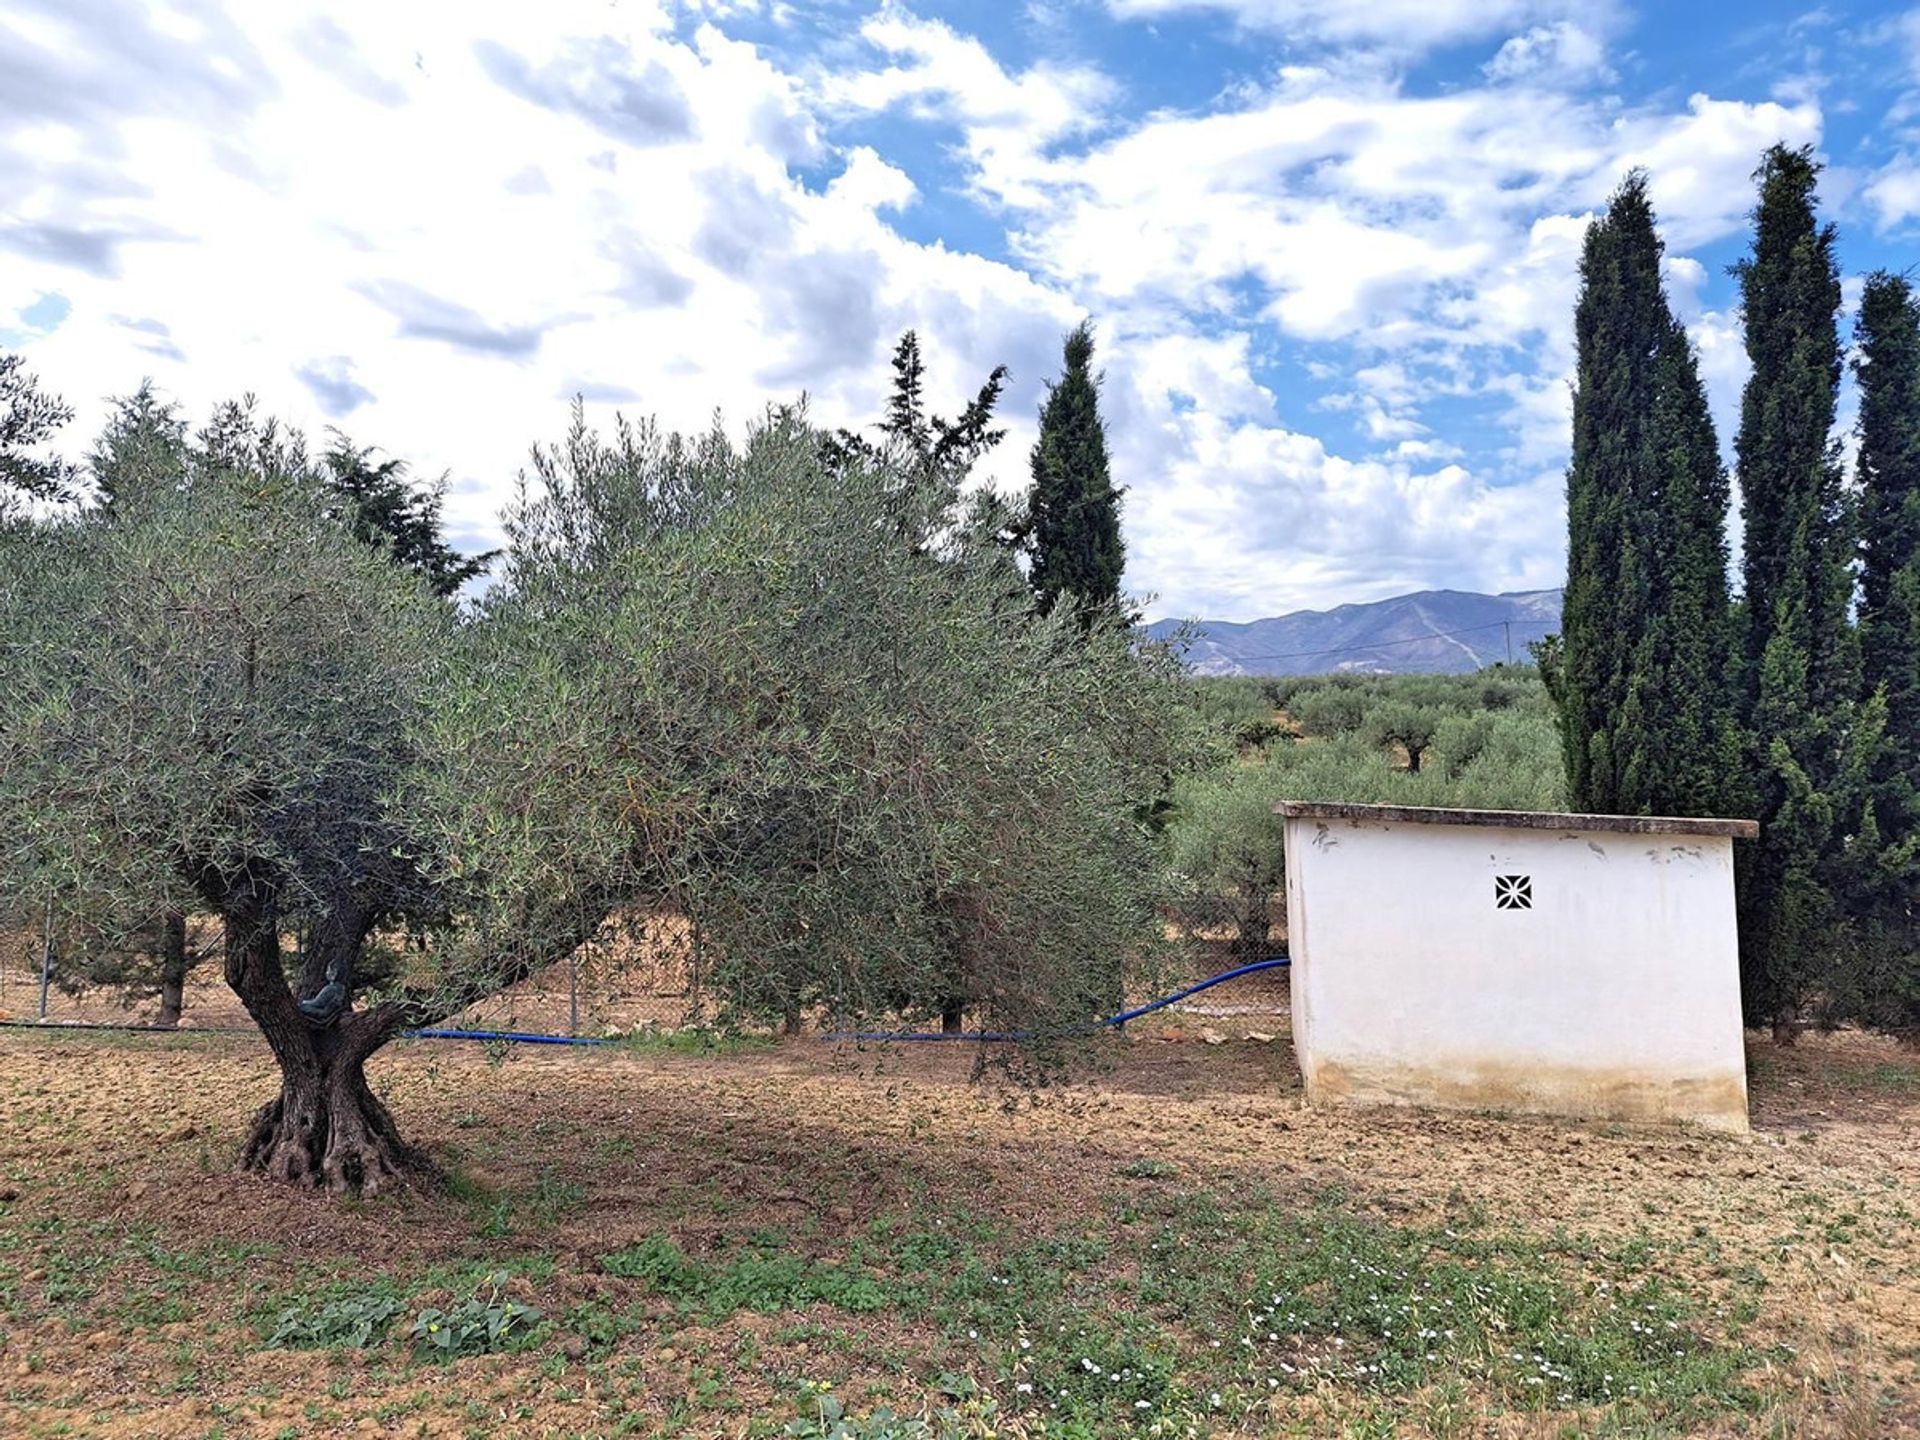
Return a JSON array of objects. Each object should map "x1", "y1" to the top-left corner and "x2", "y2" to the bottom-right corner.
[{"x1": 1495, "y1": 875, "x2": 1533, "y2": 910}]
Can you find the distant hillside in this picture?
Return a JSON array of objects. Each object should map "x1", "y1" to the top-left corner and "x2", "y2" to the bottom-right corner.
[{"x1": 1143, "y1": 588, "x2": 1563, "y2": 676}]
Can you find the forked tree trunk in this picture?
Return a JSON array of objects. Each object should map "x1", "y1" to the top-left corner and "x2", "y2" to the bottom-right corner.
[
  {"x1": 220, "y1": 893, "x2": 425, "y2": 1196},
  {"x1": 155, "y1": 909, "x2": 188, "y2": 1029}
]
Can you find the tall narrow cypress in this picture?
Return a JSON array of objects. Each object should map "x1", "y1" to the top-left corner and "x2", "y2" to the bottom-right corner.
[
  {"x1": 1856, "y1": 274, "x2": 1920, "y2": 777},
  {"x1": 1028, "y1": 321, "x2": 1125, "y2": 623},
  {"x1": 1558, "y1": 172, "x2": 1733, "y2": 817},
  {"x1": 1846, "y1": 274, "x2": 1920, "y2": 1035},
  {"x1": 1731, "y1": 144, "x2": 1857, "y2": 1038},
  {"x1": 1645, "y1": 314, "x2": 1741, "y2": 815}
]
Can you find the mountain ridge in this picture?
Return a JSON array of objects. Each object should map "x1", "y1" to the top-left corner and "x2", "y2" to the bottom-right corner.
[{"x1": 1143, "y1": 587, "x2": 1563, "y2": 676}]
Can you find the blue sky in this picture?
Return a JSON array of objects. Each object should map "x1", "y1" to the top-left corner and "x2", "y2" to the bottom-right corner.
[{"x1": 4, "y1": 0, "x2": 1918, "y2": 619}]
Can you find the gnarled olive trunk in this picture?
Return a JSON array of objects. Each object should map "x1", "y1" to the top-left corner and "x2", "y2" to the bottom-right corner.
[
  {"x1": 239, "y1": 1035, "x2": 420, "y2": 1195},
  {"x1": 220, "y1": 894, "x2": 424, "y2": 1196}
]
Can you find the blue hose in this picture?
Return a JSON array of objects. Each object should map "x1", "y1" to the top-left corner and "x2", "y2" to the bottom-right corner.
[
  {"x1": 7, "y1": 960, "x2": 1289, "y2": 1051},
  {"x1": 403, "y1": 1027, "x2": 611, "y2": 1046},
  {"x1": 820, "y1": 955, "x2": 1290, "y2": 1043}
]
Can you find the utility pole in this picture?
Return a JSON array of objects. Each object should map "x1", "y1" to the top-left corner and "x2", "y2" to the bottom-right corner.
[{"x1": 1503, "y1": 620, "x2": 1513, "y2": 666}]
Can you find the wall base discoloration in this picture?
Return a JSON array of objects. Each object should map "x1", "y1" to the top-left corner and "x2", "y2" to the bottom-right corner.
[{"x1": 1308, "y1": 1055, "x2": 1750, "y2": 1134}]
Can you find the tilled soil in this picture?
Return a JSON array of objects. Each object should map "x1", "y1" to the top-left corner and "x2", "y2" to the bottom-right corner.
[{"x1": 0, "y1": 1022, "x2": 1916, "y2": 1437}]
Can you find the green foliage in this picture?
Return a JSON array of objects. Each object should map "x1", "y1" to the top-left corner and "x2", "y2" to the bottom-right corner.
[
  {"x1": 409, "y1": 1275, "x2": 543, "y2": 1360},
  {"x1": 425, "y1": 406, "x2": 1196, "y2": 1042},
  {"x1": 822, "y1": 331, "x2": 1010, "y2": 550},
  {"x1": 6, "y1": 389, "x2": 500, "y2": 1045},
  {"x1": 1161, "y1": 760, "x2": 1292, "y2": 950},
  {"x1": 89, "y1": 381, "x2": 188, "y2": 509},
  {"x1": 1359, "y1": 700, "x2": 1443, "y2": 773},
  {"x1": 1845, "y1": 273, "x2": 1920, "y2": 1036},
  {"x1": 1183, "y1": 677, "x2": 1285, "y2": 754},
  {"x1": 1132, "y1": 1189, "x2": 1754, "y2": 1415},
  {"x1": 1285, "y1": 683, "x2": 1368, "y2": 736},
  {"x1": 0, "y1": 351, "x2": 76, "y2": 508},
  {"x1": 1558, "y1": 171, "x2": 1735, "y2": 819},
  {"x1": 600, "y1": 1235, "x2": 892, "y2": 1315},
  {"x1": 1028, "y1": 321, "x2": 1125, "y2": 623},
  {"x1": 1856, "y1": 274, "x2": 1920, "y2": 737},
  {"x1": 1731, "y1": 145, "x2": 1860, "y2": 1032},
  {"x1": 1161, "y1": 673, "x2": 1564, "y2": 949},
  {"x1": 268, "y1": 1293, "x2": 403, "y2": 1350},
  {"x1": 320, "y1": 435, "x2": 495, "y2": 598},
  {"x1": 0, "y1": 431, "x2": 451, "y2": 952},
  {"x1": 784, "y1": 1383, "x2": 1000, "y2": 1440},
  {"x1": 614, "y1": 1025, "x2": 780, "y2": 1057}
]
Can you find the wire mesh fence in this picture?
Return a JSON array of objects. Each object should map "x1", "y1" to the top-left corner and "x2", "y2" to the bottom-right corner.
[
  {"x1": 1, "y1": 894, "x2": 1290, "y2": 1037},
  {"x1": 1151, "y1": 892, "x2": 1288, "y2": 1015}
]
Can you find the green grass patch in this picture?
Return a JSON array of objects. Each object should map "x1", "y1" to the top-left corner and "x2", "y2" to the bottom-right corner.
[
  {"x1": 594, "y1": 1186, "x2": 1756, "y2": 1431},
  {"x1": 600, "y1": 1234, "x2": 893, "y2": 1315},
  {"x1": 1123, "y1": 1186, "x2": 1757, "y2": 1426},
  {"x1": 615, "y1": 1027, "x2": 783, "y2": 1058},
  {"x1": 1864, "y1": 1063, "x2": 1918, "y2": 1093}
]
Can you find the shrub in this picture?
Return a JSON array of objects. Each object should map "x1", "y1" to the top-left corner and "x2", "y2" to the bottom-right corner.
[
  {"x1": 267, "y1": 1293, "x2": 403, "y2": 1350},
  {"x1": 409, "y1": 1275, "x2": 543, "y2": 1359}
]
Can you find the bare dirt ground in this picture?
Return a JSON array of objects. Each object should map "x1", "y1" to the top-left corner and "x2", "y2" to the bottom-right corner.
[{"x1": 1, "y1": 1018, "x2": 1916, "y2": 1438}]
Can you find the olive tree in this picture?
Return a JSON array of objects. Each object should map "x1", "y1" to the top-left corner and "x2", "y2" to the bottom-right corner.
[
  {"x1": 0, "y1": 446, "x2": 469, "y2": 1192},
  {"x1": 1, "y1": 351, "x2": 77, "y2": 510},
  {"x1": 417, "y1": 407, "x2": 1193, "y2": 1042},
  {"x1": 1361, "y1": 700, "x2": 1444, "y2": 773},
  {"x1": 29, "y1": 395, "x2": 496, "y2": 1036},
  {"x1": 1161, "y1": 762, "x2": 1291, "y2": 954}
]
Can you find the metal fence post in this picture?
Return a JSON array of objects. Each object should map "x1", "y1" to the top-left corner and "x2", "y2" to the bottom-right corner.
[{"x1": 38, "y1": 898, "x2": 53, "y2": 1020}]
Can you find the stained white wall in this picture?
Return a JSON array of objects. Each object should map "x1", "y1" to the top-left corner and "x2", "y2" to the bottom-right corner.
[{"x1": 1282, "y1": 814, "x2": 1749, "y2": 1132}]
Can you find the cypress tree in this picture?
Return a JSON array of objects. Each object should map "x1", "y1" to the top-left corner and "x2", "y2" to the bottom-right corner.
[
  {"x1": 1645, "y1": 311, "x2": 1741, "y2": 815},
  {"x1": 1730, "y1": 144, "x2": 1857, "y2": 1038},
  {"x1": 1844, "y1": 274, "x2": 1920, "y2": 1035},
  {"x1": 1558, "y1": 172, "x2": 1733, "y2": 817},
  {"x1": 1856, "y1": 274, "x2": 1920, "y2": 782},
  {"x1": 1028, "y1": 321, "x2": 1125, "y2": 623}
]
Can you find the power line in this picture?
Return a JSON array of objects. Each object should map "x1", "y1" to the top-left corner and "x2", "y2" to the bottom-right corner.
[{"x1": 1183, "y1": 618, "x2": 1546, "y2": 667}]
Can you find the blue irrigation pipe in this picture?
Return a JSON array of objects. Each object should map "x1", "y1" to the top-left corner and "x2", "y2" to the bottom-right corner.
[
  {"x1": 6, "y1": 958, "x2": 1290, "y2": 1050},
  {"x1": 403, "y1": 1028, "x2": 611, "y2": 1047},
  {"x1": 819, "y1": 954, "x2": 1290, "y2": 1043},
  {"x1": 0, "y1": 1019, "x2": 618, "y2": 1046}
]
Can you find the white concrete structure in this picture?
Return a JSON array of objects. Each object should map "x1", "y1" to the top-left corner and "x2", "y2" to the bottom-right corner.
[{"x1": 1278, "y1": 802, "x2": 1757, "y2": 1132}]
